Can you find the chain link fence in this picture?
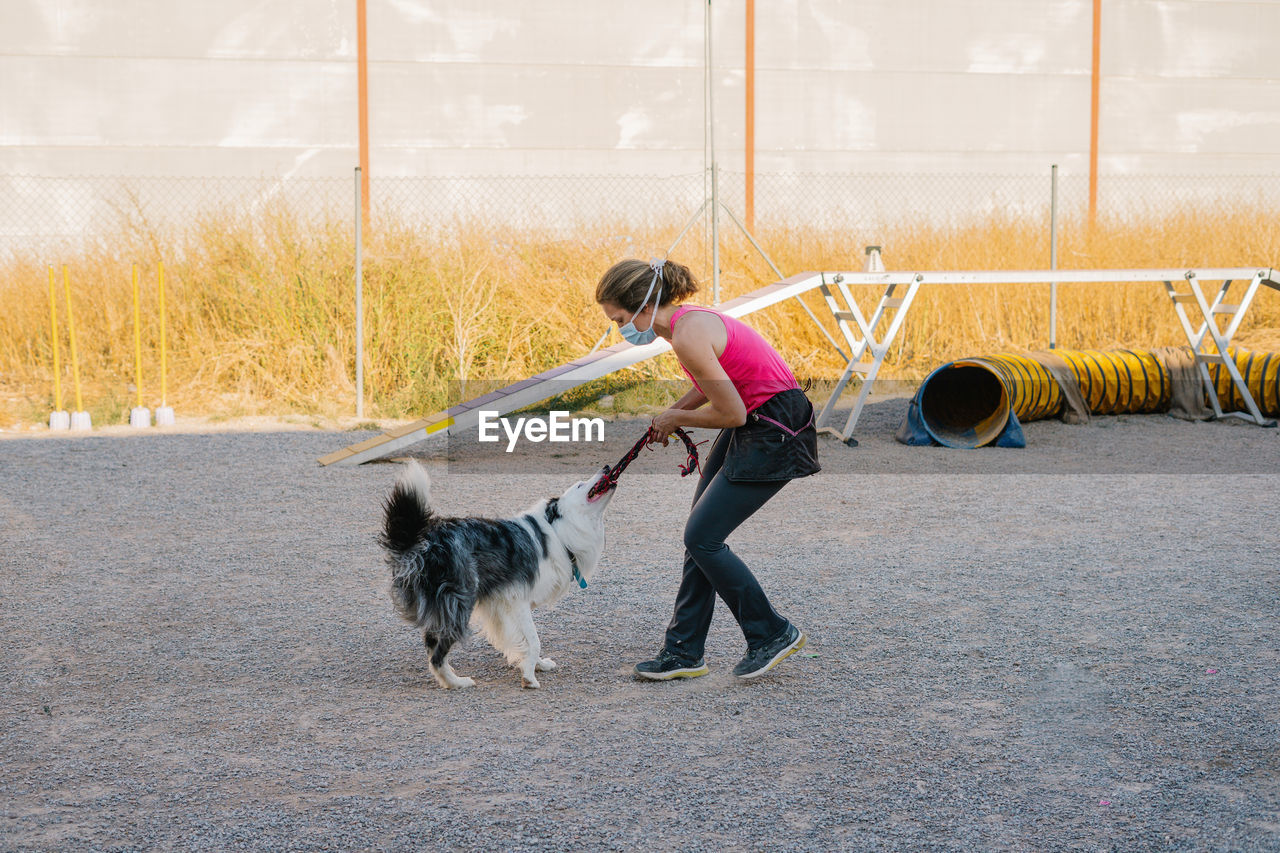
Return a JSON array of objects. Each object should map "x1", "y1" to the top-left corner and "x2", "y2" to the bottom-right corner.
[
  {"x1": 3, "y1": 171, "x2": 1278, "y2": 259},
  {"x1": 0, "y1": 175, "x2": 353, "y2": 258}
]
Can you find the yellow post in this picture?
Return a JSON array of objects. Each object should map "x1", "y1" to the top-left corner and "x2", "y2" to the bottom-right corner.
[
  {"x1": 62, "y1": 266, "x2": 84, "y2": 413},
  {"x1": 48, "y1": 266, "x2": 63, "y2": 411},
  {"x1": 132, "y1": 263, "x2": 143, "y2": 408},
  {"x1": 158, "y1": 262, "x2": 168, "y2": 407}
]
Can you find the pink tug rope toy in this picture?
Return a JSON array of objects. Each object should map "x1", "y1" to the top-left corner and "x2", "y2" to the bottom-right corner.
[{"x1": 587, "y1": 426, "x2": 702, "y2": 499}]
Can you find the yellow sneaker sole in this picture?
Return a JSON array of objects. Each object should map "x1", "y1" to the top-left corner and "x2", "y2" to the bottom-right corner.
[
  {"x1": 633, "y1": 664, "x2": 710, "y2": 681},
  {"x1": 735, "y1": 631, "x2": 806, "y2": 680}
]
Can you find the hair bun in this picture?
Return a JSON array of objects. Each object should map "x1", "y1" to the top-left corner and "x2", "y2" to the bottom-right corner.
[
  {"x1": 595, "y1": 257, "x2": 699, "y2": 310},
  {"x1": 661, "y1": 259, "x2": 699, "y2": 303}
]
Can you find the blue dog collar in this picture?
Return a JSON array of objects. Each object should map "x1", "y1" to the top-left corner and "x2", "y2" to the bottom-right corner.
[{"x1": 566, "y1": 547, "x2": 587, "y2": 589}]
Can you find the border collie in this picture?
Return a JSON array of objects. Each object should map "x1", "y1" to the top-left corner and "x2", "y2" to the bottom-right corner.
[{"x1": 379, "y1": 461, "x2": 615, "y2": 689}]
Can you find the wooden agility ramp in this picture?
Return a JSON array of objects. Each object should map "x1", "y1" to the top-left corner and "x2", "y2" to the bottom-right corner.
[
  {"x1": 319, "y1": 265, "x2": 1279, "y2": 465},
  {"x1": 318, "y1": 272, "x2": 828, "y2": 466}
]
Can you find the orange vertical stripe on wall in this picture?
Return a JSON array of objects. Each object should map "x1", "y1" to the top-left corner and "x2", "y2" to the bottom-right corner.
[
  {"x1": 745, "y1": 0, "x2": 755, "y2": 231},
  {"x1": 1089, "y1": 0, "x2": 1100, "y2": 228},
  {"x1": 357, "y1": 0, "x2": 371, "y2": 227}
]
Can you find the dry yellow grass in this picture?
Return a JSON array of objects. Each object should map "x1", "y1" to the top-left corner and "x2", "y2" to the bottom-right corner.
[{"x1": 2, "y1": 202, "x2": 1278, "y2": 427}]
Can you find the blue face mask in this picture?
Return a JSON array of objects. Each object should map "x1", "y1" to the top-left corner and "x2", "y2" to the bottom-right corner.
[{"x1": 618, "y1": 265, "x2": 663, "y2": 346}]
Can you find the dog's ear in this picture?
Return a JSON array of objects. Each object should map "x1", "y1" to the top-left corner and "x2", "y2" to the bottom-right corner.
[{"x1": 543, "y1": 497, "x2": 561, "y2": 523}]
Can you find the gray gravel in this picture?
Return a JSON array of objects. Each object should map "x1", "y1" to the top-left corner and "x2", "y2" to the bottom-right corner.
[{"x1": 2, "y1": 399, "x2": 1279, "y2": 852}]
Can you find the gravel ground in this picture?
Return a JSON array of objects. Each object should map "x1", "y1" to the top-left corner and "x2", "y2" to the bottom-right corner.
[{"x1": 2, "y1": 398, "x2": 1279, "y2": 852}]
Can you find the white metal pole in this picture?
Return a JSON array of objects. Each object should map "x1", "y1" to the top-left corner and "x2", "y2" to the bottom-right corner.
[
  {"x1": 1049, "y1": 163, "x2": 1058, "y2": 349},
  {"x1": 706, "y1": 0, "x2": 720, "y2": 305},
  {"x1": 355, "y1": 165, "x2": 364, "y2": 419}
]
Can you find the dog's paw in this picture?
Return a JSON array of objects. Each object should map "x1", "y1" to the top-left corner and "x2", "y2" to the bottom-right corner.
[
  {"x1": 445, "y1": 677, "x2": 476, "y2": 689},
  {"x1": 536, "y1": 658, "x2": 558, "y2": 672},
  {"x1": 521, "y1": 675, "x2": 541, "y2": 689}
]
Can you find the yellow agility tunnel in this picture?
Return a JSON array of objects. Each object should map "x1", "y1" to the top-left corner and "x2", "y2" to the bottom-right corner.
[{"x1": 912, "y1": 347, "x2": 1280, "y2": 448}]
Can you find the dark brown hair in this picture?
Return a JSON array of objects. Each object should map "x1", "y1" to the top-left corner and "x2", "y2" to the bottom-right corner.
[{"x1": 595, "y1": 258, "x2": 698, "y2": 312}]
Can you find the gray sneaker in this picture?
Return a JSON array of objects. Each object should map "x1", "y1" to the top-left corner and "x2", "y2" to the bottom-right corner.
[
  {"x1": 733, "y1": 624, "x2": 806, "y2": 680},
  {"x1": 633, "y1": 649, "x2": 709, "y2": 681}
]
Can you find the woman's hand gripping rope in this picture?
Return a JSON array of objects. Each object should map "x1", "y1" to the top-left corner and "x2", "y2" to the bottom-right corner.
[{"x1": 587, "y1": 426, "x2": 704, "y2": 499}]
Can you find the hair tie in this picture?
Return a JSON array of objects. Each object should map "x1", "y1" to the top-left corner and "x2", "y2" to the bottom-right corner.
[{"x1": 649, "y1": 257, "x2": 665, "y2": 278}]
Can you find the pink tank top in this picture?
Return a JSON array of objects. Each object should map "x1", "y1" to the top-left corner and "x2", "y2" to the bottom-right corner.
[{"x1": 669, "y1": 305, "x2": 799, "y2": 412}]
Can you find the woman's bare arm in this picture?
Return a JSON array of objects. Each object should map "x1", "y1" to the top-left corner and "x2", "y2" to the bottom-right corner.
[
  {"x1": 650, "y1": 322, "x2": 746, "y2": 440},
  {"x1": 671, "y1": 386, "x2": 708, "y2": 411}
]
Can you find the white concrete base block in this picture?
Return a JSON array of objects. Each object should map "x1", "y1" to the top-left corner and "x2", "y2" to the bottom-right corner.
[
  {"x1": 70, "y1": 411, "x2": 92, "y2": 430},
  {"x1": 49, "y1": 410, "x2": 70, "y2": 430},
  {"x1": 129, "y1": 407, "x2": 152, "y2": 428},
  {"x1": 155, "y1": 406, "x2": 175, "y2": 427}
]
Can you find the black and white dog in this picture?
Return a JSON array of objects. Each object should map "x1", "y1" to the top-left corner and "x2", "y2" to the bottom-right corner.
[{"x1": 380, "y1": 461, "x2": 615, "y2": 689}]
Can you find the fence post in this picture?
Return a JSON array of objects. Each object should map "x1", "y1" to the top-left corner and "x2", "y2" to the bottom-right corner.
[
  {"x1": 706, "y1": 0, "x2": 720, "y2": 305},
  {"x1": 1049, "y1": 163, "x2": 1058, "y2": 350},
  {"x1": 355, "y1": 166, "x2": 364, "y2": 419}
]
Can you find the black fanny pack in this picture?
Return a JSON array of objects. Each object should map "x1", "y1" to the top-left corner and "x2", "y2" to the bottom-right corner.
[{"x1": 722, "y1": 388, "x2": 822, "y2": 483}]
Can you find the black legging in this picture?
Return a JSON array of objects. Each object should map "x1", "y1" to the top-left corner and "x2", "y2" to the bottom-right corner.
[{"x1": 664, "y1": 427, "x2": 792, "y2": 661}]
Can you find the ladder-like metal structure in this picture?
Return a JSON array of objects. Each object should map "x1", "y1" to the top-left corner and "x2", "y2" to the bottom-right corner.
[
  {"x1": 1162, "y1": 269, "x2": 1276, "y2": 424},
  {"x1": 813, "y1": 265, "x2": 923, "y2": 446}
]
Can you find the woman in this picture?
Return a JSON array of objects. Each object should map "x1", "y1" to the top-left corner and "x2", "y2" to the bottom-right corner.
[{"x1": 596, "y1": 257, "x2": 820, "y2": 681}]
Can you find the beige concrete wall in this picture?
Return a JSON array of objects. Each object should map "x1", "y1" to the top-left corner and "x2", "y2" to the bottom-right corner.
[{"x1": 4, "y1": 0, "x2": 1280, "y2": 181}]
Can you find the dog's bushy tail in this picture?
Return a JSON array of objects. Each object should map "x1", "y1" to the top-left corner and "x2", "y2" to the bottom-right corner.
[{"x1": 380, "y1": 460, "x2": 435, "y2": 557}]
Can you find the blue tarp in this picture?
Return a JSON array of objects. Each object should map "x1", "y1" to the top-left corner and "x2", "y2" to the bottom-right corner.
[{"x1": 894, "y1": 383, "x2": 1026, "y2": 448}]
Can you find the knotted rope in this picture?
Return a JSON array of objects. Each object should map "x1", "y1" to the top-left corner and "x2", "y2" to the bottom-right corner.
[{"x1": 587, "y1": 426, "x2": 702, "y2": 498}]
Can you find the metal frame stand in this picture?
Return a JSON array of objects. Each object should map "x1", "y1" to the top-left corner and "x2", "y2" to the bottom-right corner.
[
  {"x1": 1162, "y1": 269, "x2": 1277, "y2": 424},
  {"x1": 814, "y1": 267, "x2": 924, "y2": 445}
]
